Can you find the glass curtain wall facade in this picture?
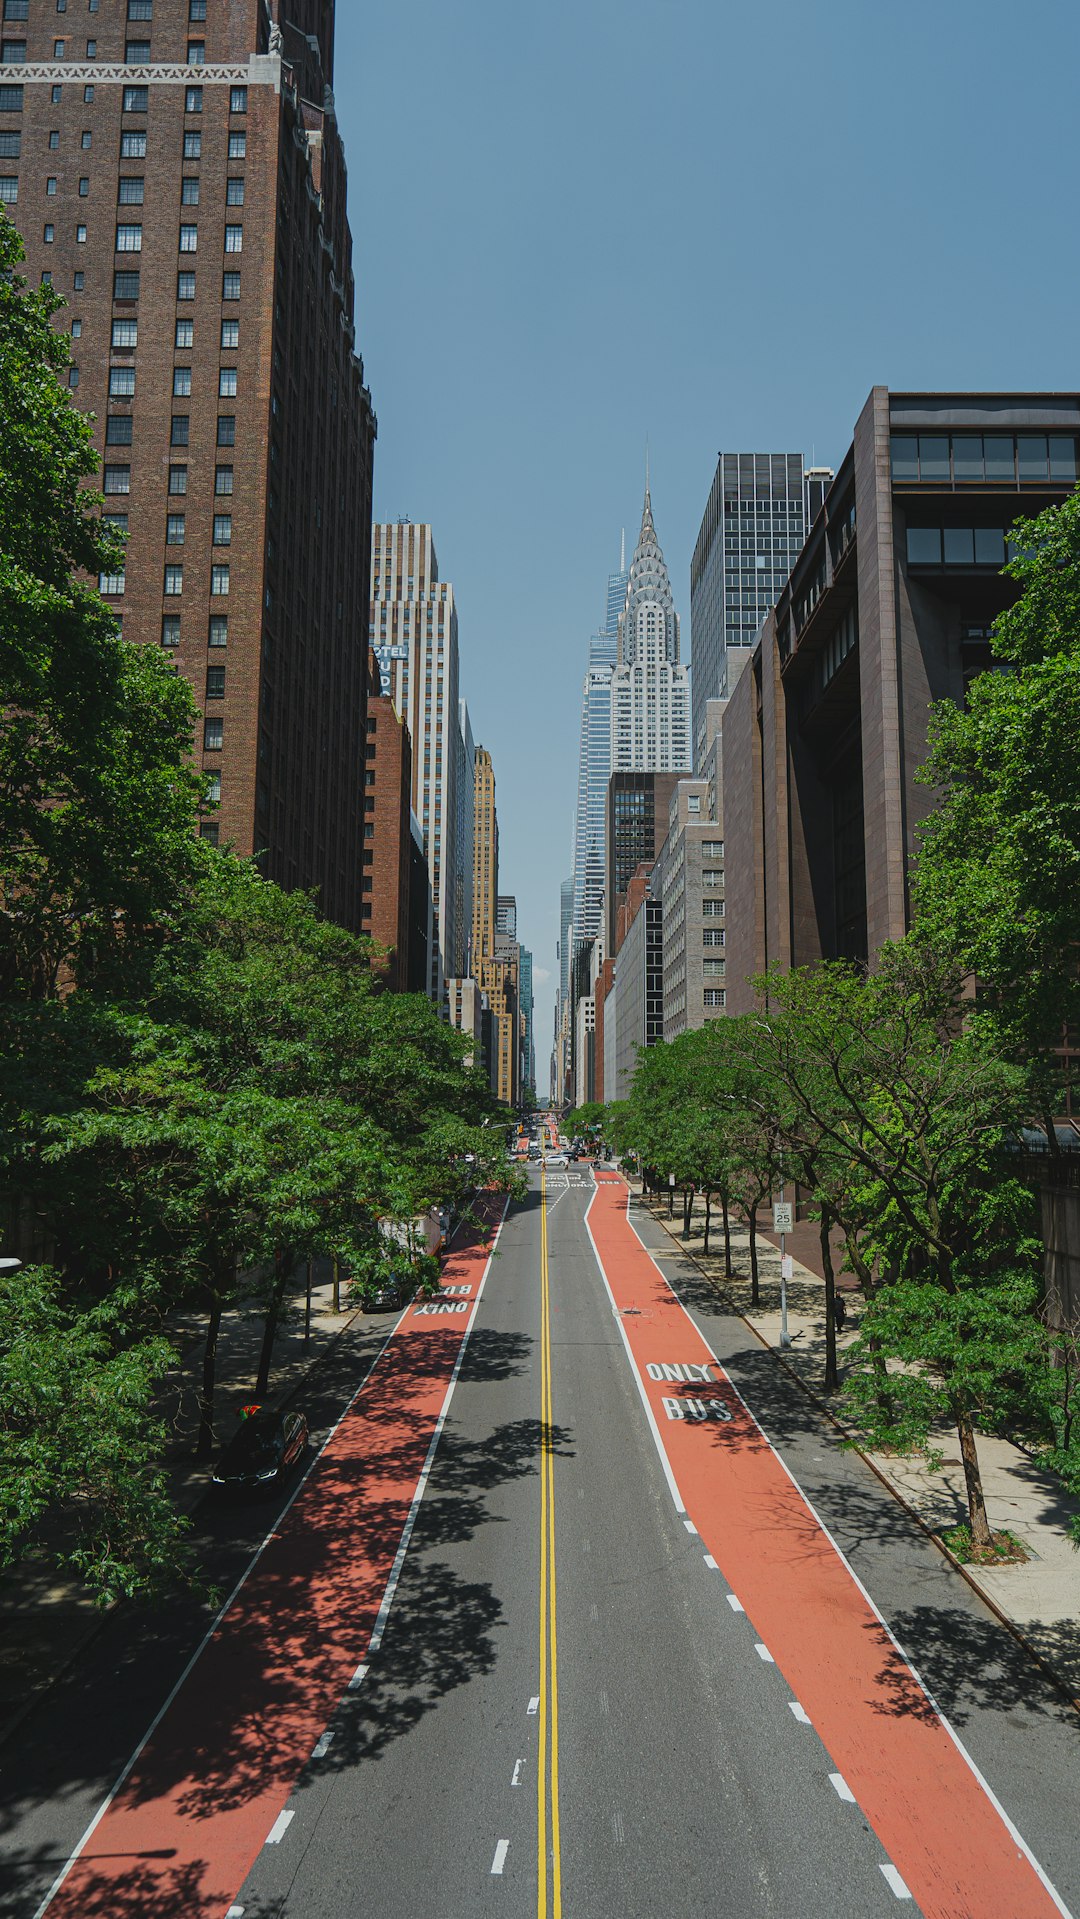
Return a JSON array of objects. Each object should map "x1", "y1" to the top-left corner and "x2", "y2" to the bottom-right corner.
[{"x1": 569, "y1": 554, "x2": 627, "y2": 966}]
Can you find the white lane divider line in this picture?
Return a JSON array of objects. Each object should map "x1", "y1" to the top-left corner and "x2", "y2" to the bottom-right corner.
[
  {"x1": 511, "y1": 1759, "x2": 524, "y2": 1786},
  {"x1": 754, "y1": 1643, "x2": 775, "y2": 1663},
  {"x1": 347, "y1": 1662, "x2": 369, "y2": 1691},
  {"x1": 880, "y1": 1864, "x2": 913, "y2": 1900},
  {"x1": 788, "y1": 1701, "x2": 811, "y2": 1725},
  {"x1": 829, "y1": 1772, "x2": 856, "y2": 1803},
  {"x1": 726, "y1": 1593, "x2": 745, "y2": 1613},
  {"x1": 491, "y1": 1840, "x2": 509, "y2": 1875},
  {"x1": 226, "y1": 1908, "x2": 245, "y2": 1918},
  {"x1": 703, "y1": 1553, "x2": 719, "y2": 1570},
  {"x1": 527, "y1": 1695, "x2": 540, "y2": 1715},
  {"x1": 312, "y1": 1732, "x2": 334, "y2": 1759},
  {"x1": 612, "y1": 1809, "x2": 625, "y2": 1845},
  {"x1": 266, "y1": 1810, "x2": 294, "y2": 1845},
  {"x1": 683, "y1": 1518, "x2": 698, "y2": 1534}
]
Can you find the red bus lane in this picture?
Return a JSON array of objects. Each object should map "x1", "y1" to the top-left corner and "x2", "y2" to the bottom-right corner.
[
  {"x1": 585, "y1": 1173, "x2": 1068, "y2": 1919},
  {"x1": 38, "y1": 1199, "x2": 508, "y2": 1919}
]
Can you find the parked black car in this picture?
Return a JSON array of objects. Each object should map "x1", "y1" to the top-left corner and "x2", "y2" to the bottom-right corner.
[{"x1": 212, "y1": 1407, "x2": 309, "y2": 1494}]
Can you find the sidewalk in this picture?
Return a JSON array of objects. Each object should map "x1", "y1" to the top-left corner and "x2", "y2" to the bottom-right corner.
[
  {"x1": 638, "y1": 1181, "x2": 1080, "y2": 1707},
  {"x1": 0, "y1": 1263, "x2": 369, "y2": 1747}
]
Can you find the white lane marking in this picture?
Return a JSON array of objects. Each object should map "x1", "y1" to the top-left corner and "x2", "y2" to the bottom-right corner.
[
  {"x1": 266, "y1": 1810, "x2": 295, "y2": 1845},
  {"x1": 789, "y1": 1702, "x2": 811, "y2": 1725},
  {"x1": 613, "y1": 1809, "x2": 625, "y2": 1845},
  {"x1": 830, "y1": 1773, "x2": 856, "y2": 1803},
  {"x1": 606, "y1": 1182, "x2": 1075, "y2": 1919},
  {"x1": 511, "y1": 1760, "x2": 523, "y2": 1786},
  {"x1": 880, "y1": 1864, "x2": 913, "y2": 1900},
  {"x1": 226, "y1": 1909, "x2": 245, "y2": 1918},
  {"x1": 347, "y1": 1662, "x2": 368, "y2": 1691},
  {"x1": 755, "y1": 1643, "x2": 775, "y2": 1663},
  {"x1": 527, "y1": 1695, "x2": 540, "y2": 1715},
  {"x1": 683, "y1": 1518, "x2": 698, "y2": 1534},
  {"x1": 364, "y1": 1200, "x2": 511, "y2": 1663},
  {"x1": 30, "y1": 1309, "x2": 407, "y2": 1919},
  {"x1": 312, "y1": 1732, "x2": 334, "y2": 1759},
  {"x1": 583, "y1": 1190, "x2": 685, "y2": 1515},
  {"x1": 491, "y1": 1840, "x2": 509, "y2": 1875},
  {"x1": 726, "y1": 1593, "x2": 745, "y2": 1613},
  {"x1": 703, "y1": 1553, "x2": 718, "y2": 1570}
]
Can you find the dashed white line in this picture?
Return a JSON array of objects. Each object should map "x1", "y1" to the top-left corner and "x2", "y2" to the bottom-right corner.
[
  {"x1": 829, "y1": 1772, "x2": 856, "y2": 1803},
  {"x1": 527, "y1": 1695, "x2": 540, "y2": 1715},
  {"x1": 491, "y1": 1840, "x2": 509, "y2": 1875},
  {"x1": 754, "y1": 1643, "x2": 774, "y2": 1663},
  {"x1": 683, "y1": 1518, "x2": 698, "y2": 1534},
  {"x1": 726, "y1": 1593, "x2": 745, "y2": 1613},
  {"x1": 347, "y1": 1662, "x2": 368, "y2": 1691},
  {"x1": 226, "y1": 1908, "x2": 245, "y2": 1918},
  {"x1": 880, "y1": 1864, "x2": 913, "y2": 1900},
  {"x1": 312, "y1": 1732, "x2": 334, "y2": 1759},
  {"x1": 788, "y1": 1702, "x2": 811, "y2": 1725},
  {"x1": 703, "y1": 1553, "x2": 719, "y2": 1570},
  {"x1": 511, "y1": 1759, "x2": 524, "y2": 1786},
  {"x1": 266, "y1": 1810, "x2": 295, "y2": 1845}
]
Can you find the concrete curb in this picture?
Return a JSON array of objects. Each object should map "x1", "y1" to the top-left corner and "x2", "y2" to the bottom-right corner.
[{"x1": 642, "y1": 1194, "x2": 1080, "y2": 1722}]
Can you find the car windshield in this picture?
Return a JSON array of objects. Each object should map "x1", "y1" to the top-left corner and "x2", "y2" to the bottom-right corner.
[{"x1": 221, "y1": 1417, "x2": 282, "y2": 1467}]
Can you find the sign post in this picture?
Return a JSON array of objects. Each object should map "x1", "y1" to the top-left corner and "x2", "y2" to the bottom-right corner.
[{"x1": 773, "y1": 1200, "x2": 793, "y2": 1347}]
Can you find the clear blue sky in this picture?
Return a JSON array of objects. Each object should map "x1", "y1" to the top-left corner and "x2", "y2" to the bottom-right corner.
[{"x1": 335, "y1": 0, "x2": 1080, "y2": 1069}]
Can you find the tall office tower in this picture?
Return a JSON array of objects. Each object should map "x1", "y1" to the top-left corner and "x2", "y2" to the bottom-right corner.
[
  {"x1": 363, "y1": 659, "x2": 414, "y2": 991},
  {"x1": 0, "y1": 3, "x2": 377, "y2": 926},
  {"x1": 558, "y1": 875, "x2": 574, "y2": 1004},
  {"x1": 371, "y1": 521, "x2": 462, "y2": 999},
  {"x1": 472, "y1": 746, "x2": 498, "y2": 965},
  {"x1": 689, "y1": 453, "x2": 834, "y2": 767},
  {"x1": 496, "y1": 895, "x2": 517, "y2": 942},
  {"x1": 611, "y1": 485, "x2": 691, "y2": 774},
  {"x1": 569, "y1": 545, "x2": 628, "y2": 974},
  {"x1": 455, "y1": 699, "x2": 475, "y2": 979},
  {"x1": 519, "y1": 946, "x2": 535, "y2": 1097}
]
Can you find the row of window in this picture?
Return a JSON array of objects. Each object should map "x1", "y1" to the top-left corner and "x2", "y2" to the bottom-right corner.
[
  {"x1": 0, "y1": 128, "x2": 247, "y2": 160},
  {"x1": 0, "y1": 83, "x2": 248, "y2": 113},
  {"x1": 162, "y1": 614, "x2": 228, "y2": 646},
  {"x1": 103, "y1": 413, "x2": 236, "y2": 446},
  {"x1": 163, "y1": 561, "x2": 230, "y2": 593},
  {"x1": 105, "y1": 365, "x2": 238, "y2": 398},
  {"x1": 906, "y1": 526, "x2": 1018, "y2": 568},
  {"x1": 107, "y1": 315, "x2": 238, "y2": 349},
  {"x1": 111, "y1": 266, "x2": 242, "y2": 298},
  {"x1": 115, "y1": 220, "x2": 242, "y2": 249},
  {"x1": 1, "y1": 35, "x2": 209, "y2": 61},
  {"x1": 2, "y1": 0, "x2": 207, "y2": 19},
  {"x1": 891, "y1": 432, "x2": 1078, "y2": 488}
]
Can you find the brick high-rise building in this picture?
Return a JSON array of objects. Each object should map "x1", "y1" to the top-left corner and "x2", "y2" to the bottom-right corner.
[
  {"x1": 471, "y1": 745, "x2": 498, "y2": 967},
  {"x1": 362, "y1": 653, "x2": 412, "y2": 992},
  {"x1": 0, "y1": 2, "x2": 377, "y2": 928}
]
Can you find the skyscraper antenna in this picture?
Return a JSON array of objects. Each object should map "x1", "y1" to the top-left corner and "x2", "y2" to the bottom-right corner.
[
  {"x1": 620, "y1": 527, "x2": 625, "y2": 572},
  {"x1": 645, "y1": 437, "x2": 650, "y2": 496}
]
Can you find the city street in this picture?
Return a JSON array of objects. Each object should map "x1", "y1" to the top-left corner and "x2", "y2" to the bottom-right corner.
[{"x1": 3, "y1": 1165, "x2": 1080, "y2": 1919}]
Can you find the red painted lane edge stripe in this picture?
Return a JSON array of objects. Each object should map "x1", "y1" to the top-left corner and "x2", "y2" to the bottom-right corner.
[
  {"x1": 37, "y1": 1197, "x2": 509, "y2": 1919},
  {"x1": 586, "y1": 1174, "x2": 1069, "y2": 1919}
]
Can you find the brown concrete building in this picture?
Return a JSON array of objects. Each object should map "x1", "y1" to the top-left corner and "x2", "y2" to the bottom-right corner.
[
  {"x1": 722, "y1": 388, "x2": 1080, "y2": 1011},
  {"x1": 471, "y1": 745, "x2": 498, "y2": 967},
  {"x1": 362, "y1": 652, "x2": 412, "y2": 991},
  {"x1": 0, "y1": 1, "x2": 376, "y2": 927},
  {"x1": 477, "y1": 953, "x2": 519, "y2": 1107}
]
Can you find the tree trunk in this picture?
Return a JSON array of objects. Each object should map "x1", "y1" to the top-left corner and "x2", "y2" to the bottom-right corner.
[
  {"x1": 255, "y1": 1250, "x2": 290, "y2": 1399},
  {"x1": 748, "y1": 1202, "x2": 760, "y2": 1307},
  {"x1": 682, "y1": 1185, "x2": 693, "y2": 1239},
  {"x1": 722, "y1": 1195, "x2": 732, "y2": 1277},
  {"x1": 703, "y1": 1190, "x2": 711, "y2": 1256},
  {"x1": 956, "y1": 1407, "x2": 993, "y2": 1550},
  {"x1": 820, "y1": 1206, "x2": 838, "y2": 1394},
  {"x1": 196, "y1": 1298, "x2": 222, "y2": 1461}
]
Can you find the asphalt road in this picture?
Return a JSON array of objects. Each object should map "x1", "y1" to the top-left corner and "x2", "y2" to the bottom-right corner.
[{"x1": 2, "y1": 1162, "x2": 1079, "y2": 1918}]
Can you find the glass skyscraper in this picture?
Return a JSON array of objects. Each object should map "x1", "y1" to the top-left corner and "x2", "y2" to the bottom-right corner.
[{"x1": 569, "y1": 547, "x2": 628, "y2": 965}]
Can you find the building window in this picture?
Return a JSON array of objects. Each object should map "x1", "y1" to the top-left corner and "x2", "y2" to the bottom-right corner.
[
  {"x1": 122, "y1": 86, "x2": 148, "y2": 111},
  {"x1": 214, "y1": 464, "x2": 233, "y2": 495},
  {"x1": 216, "y1": 414, "x2": 235, "y2": 446},
  {"x1": 75, "y1": 222, "x2": 86, "y2": 243},
  {"x1": 43, "y1": 223, "x2": 55, "y2": 243},
  {"x1": 203, "y1": 717, "x2": 223, "y2": 750},
  {"x1": 218, "y1": 366, "x2": 236, "y2": 398},
  {"x1": 85, "y1": 38, "x2": 96, "y2": 54},
  {"x1": 205, "y1": 666, "x2": 225, "y2": 698},
  {"x1": 185, "y1": 86, "x2": 203, "y2": 112},
  {"x1": 703, "y1": 929, "x2": 726, "y2": 948},
  {"x1": 222, "y1": 271, "x2": 240, "y2": 299},
  {"x1": 105, "y1": 414, "x2": 133, "y2": 445},
  {"x1": 226, "y1": 176, "x2": 244, "y2": 206},
  {"x1": 189, "y1": 0, "x2": 207, "y2": 18},
  {"x1": 205, "y1": 770, "x2": 221, "y2": 804},
  {"x1": 103, "y1": 464, "x2": 130, "y2": 494},
  {"x1": 187, "y1": 40, "x2": 204, "y2": 64},
  {"x1": 183, "y1": 130, "x2": 201, "y2": 159},
  {"x1": 115, "y1": 222, "x2": 142, "y2": 252},
  {"x1": 212, "y1": 514, "x2": 231, "y2": 545},
  {"x1": 161, "y1": 615, "x2": 181, "y2": 648},
  {"x1": 0, "y1": 39, "x2": 26, "y2": 61},
  {"x1": 166, "y1": 513, "x2": 185, "y2": 544},
  {"x1": 704, "y1": 989, "x2": 726, "y2": 1009},
  {"x1": 124, "y1": 40, "x2": 150, "y2": 61},
  {"x1": 0, "y1": 87, "x2": 25, "y2": 111},
  {"x1": 224, "y1": 223, "x2": 242, "y2": 253},
  {"x1": 181, "y1": 175, "x2": 199, "y2": 205},
  {"x1": 229, "y1": 86, "x2": 247, "y2": 112},
  {"x1": 127, "y1": 0, "x2": 154, "y2": 19},
  {"x1": 220, "y1": 318, "x2": 239, "y2": 349},
  {"x1": 164, "y1": 564, "x2": 183, "y2": 595},
  {"x1": 170, "y1": 414, "x2": 189, "y2": 446},
  {"x1": 208, "y1": 615, "x2": 227, "y2": 645},
  {"x1": 68, "y1": 366, "x2": 79, "y2": 387},
  {"x1": 168, "y1": 465, "x2": 187, "y2": 495},
  {"x1": 702, "y1": 841, "x2": 724, "y2": 858},
  {"x1": 46, "y1": 177, "x2": 57, "y2": 195},
  {"x1": 113, "y1": 268, "x2": 140, "y2": 298},
  {"x1": 174, "y1": 317, "x2": 193, "y2": 347},
  {"x1": 120, "y1": 132, "x2": 145, "y2": 158},
  {"x1": 176, "y1": 270, "x2": 195, "y2": 300},
  {"x1": 98, "y1": 569, "x2": 125, "y2": 596},
  {"x1": 178, "y1": 222, "x2": 197, "y2": 252},
  {"x1": 228, "y1": 131, "x2": 246, "y2": 159},
  {"x1": 108, "y1": 366, "x2": 135, "y2": 397},
  {"x1": 111, "y1": 316, "x2": 138, "y2": 346},
  {"x1": 170, "y1": 367, "x2": 190, "y2": 396},
  {"x1": 210, "y1": 562, "x2": 229, "y2": 594},
  {"x1": 0, "y1": 176, "x2": 16, "y2": 203},
  {"x1": 199, "y1": 822, "x2": 220, "y2": 845}
]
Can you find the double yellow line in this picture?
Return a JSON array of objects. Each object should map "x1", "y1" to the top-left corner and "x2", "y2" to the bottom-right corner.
[{"x1": 537, "y1": 1154, "x2": 562, "y2": 1917}]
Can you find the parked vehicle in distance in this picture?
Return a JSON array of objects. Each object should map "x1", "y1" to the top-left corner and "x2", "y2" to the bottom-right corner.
[
  {"x1": 212, "y1": 1407, "x2": 309, "y2": 1494},
  {"x1": 546, "y1": 1153, "x2": 569, "y2": 1168}
]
